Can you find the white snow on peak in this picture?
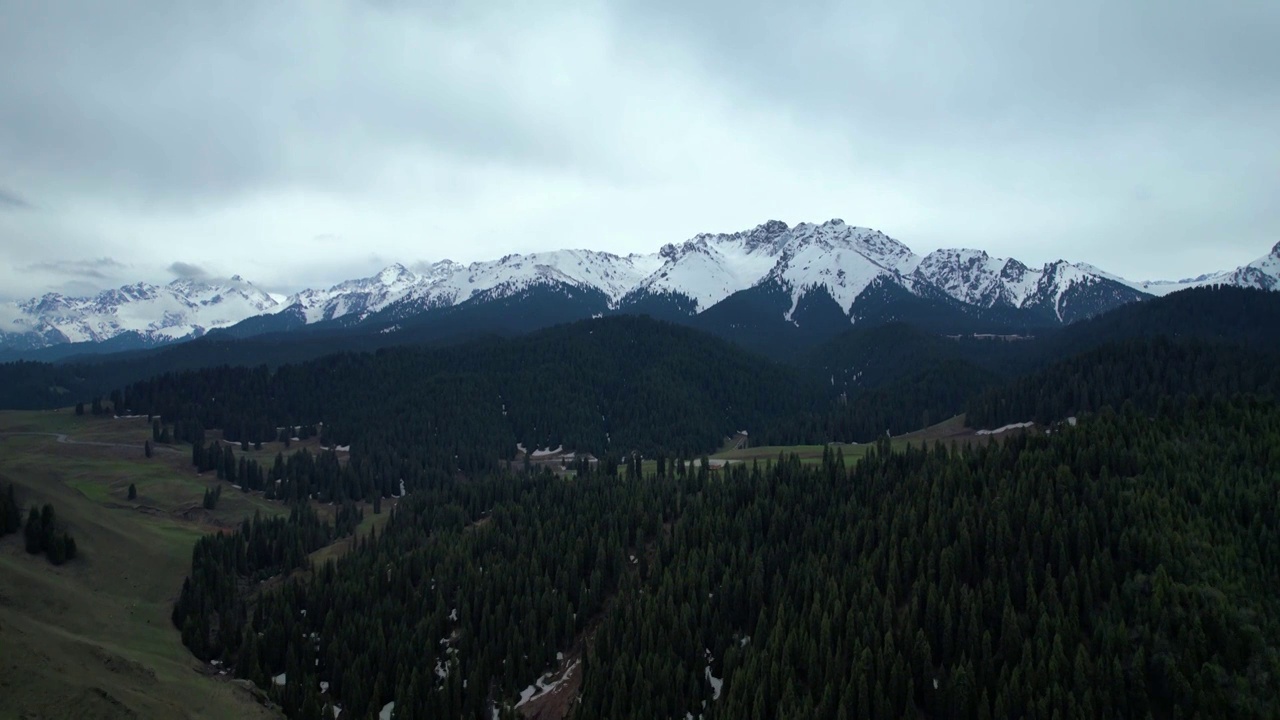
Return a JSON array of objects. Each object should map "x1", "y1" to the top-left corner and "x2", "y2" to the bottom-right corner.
[
  {"x1": 421, "y1": 249, "x2": 661, "y2": 308},
  {"x1": 5, "y1": 221, "x2": 1275, "y2": 353},
  {"x1": 1123, "y1": 242, "x2": 1280, "y2": 296},
  {"x1": 6, "y1": 276, "x2": 279, "y2": 345},
  {"x1": 768, "y1": 222, "x2": 919, "y2": 317}
]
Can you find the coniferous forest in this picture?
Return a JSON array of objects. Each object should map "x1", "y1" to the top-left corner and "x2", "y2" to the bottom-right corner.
[{"x1": 170, "y1": 398, "x2": 1280, "y2": 719}]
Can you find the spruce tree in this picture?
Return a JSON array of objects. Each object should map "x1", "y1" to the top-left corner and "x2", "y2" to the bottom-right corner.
[
  {"x1": 48, "y1": 533, "x2": 67, "y2": 565},
  {"x1": 128, "y1": 483, "x2": 138, "y2": 501},
  {"x1": 24, "y1": 507, "x2": 42, "y2": 554}
]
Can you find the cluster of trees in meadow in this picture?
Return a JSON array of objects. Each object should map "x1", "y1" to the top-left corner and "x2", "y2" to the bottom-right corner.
[
  {"x1": 172, "y1": 397, "x2": 1280, "y2": 719},
  {"x1": 23, "y1": 503, "x2": 77, "y2": 566},
  {"x1": 0, "y1": 482, "x2": 23, "y2": 538},
  {"x1": 1, "y1": 483, "x2": 77, "y2": 566}
]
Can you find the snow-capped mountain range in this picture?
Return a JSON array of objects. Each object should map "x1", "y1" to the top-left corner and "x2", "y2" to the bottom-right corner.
[{"x1": 3, "y1": 219, "x2": 1277, "y2": 356}]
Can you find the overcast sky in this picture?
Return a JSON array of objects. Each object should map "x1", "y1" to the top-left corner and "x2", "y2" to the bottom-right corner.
[{"x1": 1, "y1": 0, "x2": 1277, "y2": 300}]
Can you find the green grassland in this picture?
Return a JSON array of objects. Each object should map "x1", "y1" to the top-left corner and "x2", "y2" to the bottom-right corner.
[
  {"x1": 709, "y1": 415, "x2": 992, "y2": 466},
  {"x1": 0, "y1": 411, "x2": 283, "y2": 719}
]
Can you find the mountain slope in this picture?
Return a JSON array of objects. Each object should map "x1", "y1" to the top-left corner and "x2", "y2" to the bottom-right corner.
[
  {"x1": 6, "y1": 219, "x2": 1274, "y2": 358},
  {"x1": 0, "y1": 276, "x2": 278, "y2": 352}
]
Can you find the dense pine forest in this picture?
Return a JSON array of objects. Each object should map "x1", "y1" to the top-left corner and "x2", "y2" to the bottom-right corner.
[{"x1": 174, "y1": 398, "x2": 1280, "y2": 719}]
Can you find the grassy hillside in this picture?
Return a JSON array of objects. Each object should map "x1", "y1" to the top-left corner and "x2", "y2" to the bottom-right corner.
[{"x1": 0, "y1": 409, "x2": 283, "y2": 719}]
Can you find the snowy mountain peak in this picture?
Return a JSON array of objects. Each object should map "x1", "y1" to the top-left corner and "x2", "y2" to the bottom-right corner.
[
  {"x1": 4, "y1": 221, "x2": 1277, "y2": 356},
  {"x1": 376, "y1": 263, "x2": 416, "y2": 285}
]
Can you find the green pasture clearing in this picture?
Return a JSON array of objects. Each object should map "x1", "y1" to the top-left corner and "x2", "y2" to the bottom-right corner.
[{"x1": 0, "y1": 411, "x2": 281, "y2": 719}]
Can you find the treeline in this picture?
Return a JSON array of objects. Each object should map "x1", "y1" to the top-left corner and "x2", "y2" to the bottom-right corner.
[
  {"x1": 183, "y1": 397, "x2": 1280, "y2": 719},
  {"x1": 121, "y1": 317, "x2": 818, "y2": 458},
  {"x1": 171, "y1": 503, "x2": 355, "y2": 661}
]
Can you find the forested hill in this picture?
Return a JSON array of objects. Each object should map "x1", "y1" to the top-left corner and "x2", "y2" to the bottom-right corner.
[
  {"x1": 123, "y1": 315, "x2": 820, "y2": 466},
  {"x1": 796, "y1": 286, "x2": 1280, "y2": 435},
  {"x1": 180, "y1": 398, "x2": 1280, "y2": 719}
]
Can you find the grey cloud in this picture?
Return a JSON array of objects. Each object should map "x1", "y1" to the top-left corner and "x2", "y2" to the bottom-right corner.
[
  {"x1": 0, "y1": 187, "x2": 32, "y2": 210},
  {"x1": 24, "y1": 257, "x2": 127, "y2": 280},
  {"x1": 0, "y1": 0, "x2": 1274, "y2": 296},
  {"x1": 167, "y1": 262, "x2": 208, "y2": 279},
  {"x1": 0, "y1": 2, "x2": 593, "y2": 207}
]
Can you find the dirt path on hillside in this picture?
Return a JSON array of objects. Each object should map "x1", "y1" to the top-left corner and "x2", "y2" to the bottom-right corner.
[{"x1": 0, "y1": 431, "x2": 182, "y2": 452}]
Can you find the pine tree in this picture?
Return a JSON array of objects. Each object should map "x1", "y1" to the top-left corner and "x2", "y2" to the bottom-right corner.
[
  {"x1": 48, "y1": 533, "x2": 67, "y2": 565},
  {"x1": 40, "y1": 504, "x2": 56, "y2": 552},
  {"x1": 128, "y1": 483, "x2": 138, "y2": 501},
  {"x1": 24, "y1": 507, "x2": 43, "y2": 554},
  {"x1": 144, "y1": 440, "x2": 153, "y2": 458}
]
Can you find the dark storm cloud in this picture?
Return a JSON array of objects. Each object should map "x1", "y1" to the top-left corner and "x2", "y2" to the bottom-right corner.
[
  {"x1": 167, "y1": 262, "x2": 208, "y2": 279},
  {"x1": 24, "y1": 257, "x2": 128, "y2": 280}
]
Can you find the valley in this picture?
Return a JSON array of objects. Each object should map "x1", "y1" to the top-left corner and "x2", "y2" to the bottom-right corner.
[
  {"x1": 0, "y1": 410, "x2": 393, "y2": 719},
  {"x1": 0, "y1": 411, "x2": 281, "y2": 718}
]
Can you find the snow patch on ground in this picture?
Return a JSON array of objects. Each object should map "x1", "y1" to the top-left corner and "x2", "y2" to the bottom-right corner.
[
  {"x1": 704, "y1": 649, "x2": 722, "y2": 700},
  {"x1": 273, "y1": 672, "x2": 287, "y2": 686},
  {"x1": 515, "y1": 660, "x2": 580, "y2": 708},
  {"x1": 379, "y1": 701, "x2": 395, "y2": 720},
  {"x1": 531, "y1": 445, "x2": 564, "y2": 458},
  {"x1": 705, "y1": 665, "x2": 723, "y2": 700},
  {"x1": 976, "y1": 421, "x2": 1034, "y2": 436}
]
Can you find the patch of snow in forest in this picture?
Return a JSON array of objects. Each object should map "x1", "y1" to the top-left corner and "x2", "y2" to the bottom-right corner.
[
  {"x1": 320, "y1": 681, "x2": 329, "y2": 693},
  {"x1": 273, "y1": 673, "x2": 287, "y2": 686},
  {"x1": 334, "y1": 445, "x2": 350, "y2": 452},
  {"x1": 705, "y1": 665, "x2": 723, "y2": 700},
  {"x1": 449, "y1": 607, "x2": 458, "y2": 622},
  {"x1": 1067, "y1": 416, "x2": 1078, "y2": 426},
  {"x1": 332, "y1": 706, "x2": 342, "y2": 718},
  {"x1": 703, "y1": 649, "x2": 722, "y2": 700},
  {"x1": 531, "y1": 445, "x2": 564, "y2": 458},
  {"x1": 515, "y1": 660, "x2": 580, "y2": 708},
  {"x1": 379, "y1": 701, "x2": 395, "y2": 720},
  {"x1": 975, "y1": 421, "x2": 1033, "y2": 436},
  {"x1": 398, "y1": 479, "x2": 406, "y2": 497}
]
